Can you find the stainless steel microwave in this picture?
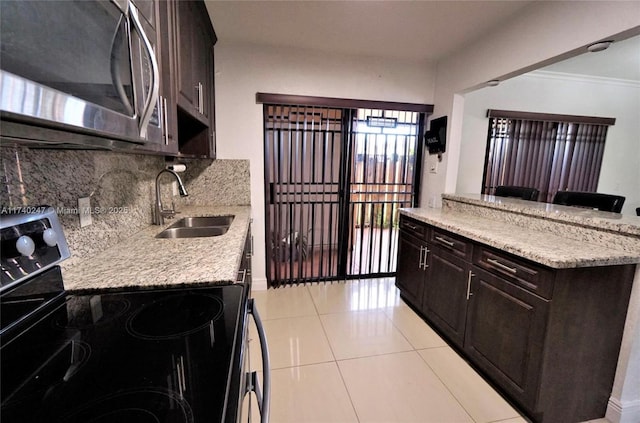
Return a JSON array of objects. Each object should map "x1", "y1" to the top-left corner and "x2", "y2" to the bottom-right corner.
[{"x1": 0, "y1": 0, "x2": 162, "y2": 149}]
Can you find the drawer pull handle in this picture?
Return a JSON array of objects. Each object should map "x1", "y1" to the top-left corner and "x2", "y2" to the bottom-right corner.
[
  {"x1": 435, "y1": 236, "x2": 455, "y2": 247},
  {"x1": 487, "y1": 258, "x2": 517, "y2": 274},
  {"x1": 406, "y1": 223, "x2": 418, "y2": 230}
]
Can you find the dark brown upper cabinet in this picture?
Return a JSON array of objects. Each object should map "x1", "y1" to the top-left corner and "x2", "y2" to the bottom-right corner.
[
  {"x1": 172, "y1": 0, "x2": 217, "y2": 159},
  {"x1": 136, "y1": 0, "x2": 217, "y2": 158}
]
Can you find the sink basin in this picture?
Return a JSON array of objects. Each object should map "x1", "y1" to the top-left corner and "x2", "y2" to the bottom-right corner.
[
  {"x1": 167, "y1": 215, "x2": 234, "y2": 229},
  {"x1": 156, "y1": 215, "x2": 234, "y2": 239},
  {"x1": 155, "y1": 226, "x2": 229, "y2": 239}
]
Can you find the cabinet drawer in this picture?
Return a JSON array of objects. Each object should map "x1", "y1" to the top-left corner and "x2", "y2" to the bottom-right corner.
[
  {"x1": 473, "y1": 246, "x2": 554, "y2": 299},
  {"x1": 399, "y1": 216, "x2": 428, "y2": 240},
  {"x1": 429, "y1": 228, "x2": 473, "y2": 260}
]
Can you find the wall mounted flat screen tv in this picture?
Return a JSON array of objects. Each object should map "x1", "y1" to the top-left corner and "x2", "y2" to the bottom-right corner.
[{"x1": 424, "y1": 116, "x2": 447, "y2": 155}]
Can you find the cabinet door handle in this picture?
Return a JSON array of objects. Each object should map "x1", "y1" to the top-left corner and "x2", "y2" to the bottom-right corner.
[
  {"x1": 419, "y1": 246, "x2": 430, "y2": 270},
  {"x1": 424, "y1": 248, "x2": 430, "y2": 269},
  {"x1": 195, "y1": 83, "x2": 201, "y2": 113},
  {"x1": 466, "y1": 271, "x2": 475, "y2": 300},
  {"x1": 198, "y1": 82, "x2": 204, "y2": 114},
  {"x1": 435, "y1": 236, "x2": 455, "y2": 247},
  {"x1": 161, "y1": 96, "x2": 169, "y2": 145},
  {"x1": 418, "y1": 246, "x2": 425, "y2": 270},
  {"x1": 487, "y1": 258, "x2": 518, "y2": 274}
]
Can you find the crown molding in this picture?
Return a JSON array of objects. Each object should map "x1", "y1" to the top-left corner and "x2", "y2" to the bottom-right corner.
[{"x1": 526, "y1": 70, "x2": 640, "y2": 88}]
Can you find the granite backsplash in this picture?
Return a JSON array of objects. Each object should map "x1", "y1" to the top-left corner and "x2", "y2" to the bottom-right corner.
[{"x1": 1, "y1": 146, "x2": 250, "y2": 268}]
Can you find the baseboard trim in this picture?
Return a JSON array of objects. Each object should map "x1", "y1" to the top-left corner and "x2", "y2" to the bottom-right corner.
[
  {"x1": 251, "y1": 277, "x2": 268, "y2": 291},
  {"x1": 606, "y1": 397, "x2": 640, "y2": 423}
]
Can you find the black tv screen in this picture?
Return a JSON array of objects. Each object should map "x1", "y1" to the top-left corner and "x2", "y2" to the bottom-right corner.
[{"x1": 425, "y1": 116, "x2": 447, "y2": 154}]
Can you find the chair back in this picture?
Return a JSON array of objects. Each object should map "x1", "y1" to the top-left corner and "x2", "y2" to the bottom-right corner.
[
  {"x1": 552, "y1": 191, "x2": 625, "y2": 213},
  {"x1": 494, "y1": 185, "x2": 539, "y2": 201}
]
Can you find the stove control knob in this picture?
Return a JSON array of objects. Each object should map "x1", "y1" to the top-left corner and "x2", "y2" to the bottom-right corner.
[
  {"x1": 16, "y1": 235, "x2": 36, "y2": 257},
  {"x1": 43, "y1": 228, "x2": 58, "y2": 247}
]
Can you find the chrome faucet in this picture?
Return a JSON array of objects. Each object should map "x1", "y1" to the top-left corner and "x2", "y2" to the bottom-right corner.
[{"x1": 154, "y1": 169, "x2": 188, "y2": 225}]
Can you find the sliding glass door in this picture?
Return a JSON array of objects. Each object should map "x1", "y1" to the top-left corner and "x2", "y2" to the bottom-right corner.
[{"x1": 264, "y1": 102, "x2": 425, "y2": 287}]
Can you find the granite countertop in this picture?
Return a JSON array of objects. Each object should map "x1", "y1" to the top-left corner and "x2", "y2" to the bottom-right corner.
[
  {"x1": 62, "y1": 205, "x2": 251, "y2": 292},
  {"x1": 444, "y1": 193, "x2": 640, "y2": 236},
  {"x1": 400, "y1": 207, "x2": 640, "y2": 269}
]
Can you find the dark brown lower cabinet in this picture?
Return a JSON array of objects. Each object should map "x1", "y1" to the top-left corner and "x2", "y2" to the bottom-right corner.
[
  {"x1": 422, "y1": 247, "x2": 470, "y2": 348},
  {"x1": 395, "y1": 231, "x2": 426, "y2": 310},
  {"x1": 395, "y1": 216, "x2": 635, "y2": 423},
  {"x1": 464, "y1": 267, "x2": 548, "y2": 413}
]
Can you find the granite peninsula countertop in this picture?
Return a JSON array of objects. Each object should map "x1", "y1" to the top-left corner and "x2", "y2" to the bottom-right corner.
[
  {"x1": 62, "y1": 205, "x2": 251, "y2": 292},
  {"x1": 400, "y1": 207, "x2": 640, "y2": 269},
  {"x1": 444, "y1": 193, "x2": 640, "y2": 236}
]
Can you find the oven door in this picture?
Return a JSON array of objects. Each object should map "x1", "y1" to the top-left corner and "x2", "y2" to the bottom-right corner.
[{"x1": 0, "y1": 0, "x2": 160, "y2": 149}]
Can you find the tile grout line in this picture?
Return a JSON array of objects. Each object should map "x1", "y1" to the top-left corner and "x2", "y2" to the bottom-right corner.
[
  {"x1": 333, "y1": 359, "x2": 362, "y2": 423},
  {"x1": 382, "y1": 304, "x2": 426, "y2": 352},
  {"x1": 417, "y1": 348, "x2": 480, "y2": 422},
  {"x1": 306, "y1": 283, "x2": 362, "y2": 423},
  {"x1": 390, "y1": 294, "x2": 525, "y2": 422}
]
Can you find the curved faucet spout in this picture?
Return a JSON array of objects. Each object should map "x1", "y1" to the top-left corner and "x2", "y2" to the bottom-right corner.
[{"x1": 154, "y1": 169, "x2": 188, "y2": 225}]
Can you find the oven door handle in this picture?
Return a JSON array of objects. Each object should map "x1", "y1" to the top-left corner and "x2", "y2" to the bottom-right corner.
[{"x1": 248, "y1": 298, "x2": 270, "y2": 423}]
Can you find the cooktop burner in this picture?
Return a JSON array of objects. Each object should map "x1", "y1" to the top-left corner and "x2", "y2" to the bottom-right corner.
[
  {"x1": 126, "y1": 293, "x2": 224, "y2": 340},
  {"x1": 2, "y1": 340, "x2": 91, "y2": 412},
  {"x1": 58, "y1": 388, "x2": 193, "y2": 423}
]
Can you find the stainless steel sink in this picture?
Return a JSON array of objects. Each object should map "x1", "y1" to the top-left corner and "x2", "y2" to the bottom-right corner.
[
  {"x1": 155, "y1": 226, "x2": 229, "y2": 239},
  {"x1": 167, "y1": 215, "x2": 234, "y2": 229},
  {"x1": 155, "y1": 215, "x2": 235, "y2": 239}
]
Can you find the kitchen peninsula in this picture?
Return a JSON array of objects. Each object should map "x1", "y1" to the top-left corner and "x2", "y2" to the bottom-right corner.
[{"x1": 397, "y1": 194, "x2": 640, "y2": 423}]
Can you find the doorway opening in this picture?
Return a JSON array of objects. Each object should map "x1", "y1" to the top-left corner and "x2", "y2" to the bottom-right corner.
[{"x1": 263, "y1": 98, "x2": 428, "y2": 287}]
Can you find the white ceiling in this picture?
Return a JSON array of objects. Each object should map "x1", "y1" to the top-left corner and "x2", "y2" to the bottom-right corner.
[
  {"x1": 205, "y1": 0, "x2": 639, "y2": 81},
  {"x1": 539, "y1": 35, "x2": 640, "y2": 81},
  {"x1": 205, "y1": 0, "x2": 532, "y2": 62}
]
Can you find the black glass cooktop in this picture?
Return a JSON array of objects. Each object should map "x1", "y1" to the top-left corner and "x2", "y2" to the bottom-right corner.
[{"x1": 1, "y1": 284, "x2": 246, "y2": 423}]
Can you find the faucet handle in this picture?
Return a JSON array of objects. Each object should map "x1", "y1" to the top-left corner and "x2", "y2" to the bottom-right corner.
[{"x1": 160, "y1": 206, "x2": 176, "y2": 219}]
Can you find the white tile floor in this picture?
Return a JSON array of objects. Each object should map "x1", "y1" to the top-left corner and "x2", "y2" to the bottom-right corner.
[{"x1": 247, "y1": 278, "x2": 611, "y2": 423}]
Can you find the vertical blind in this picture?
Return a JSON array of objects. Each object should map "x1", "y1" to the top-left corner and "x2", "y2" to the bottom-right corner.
[{"x1": 482, "y1": 110, "x2": 615, "y2": 202}]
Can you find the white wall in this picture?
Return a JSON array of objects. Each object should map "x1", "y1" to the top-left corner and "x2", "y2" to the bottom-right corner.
[
  {"x1": 422, "y1": 0, "x2": 640, "y2": 207},
  {"x1": 456, "y1": 72, "x2": 640, "y2": 215},
  {"x1": 213, "y1": 41, "x2": 436, "y2": 289}
]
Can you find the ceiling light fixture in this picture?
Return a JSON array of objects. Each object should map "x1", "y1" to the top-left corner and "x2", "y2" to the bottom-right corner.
[
  {"x1": 486, "y1": 79, "x2": 500, "y2": 87},
  {"x1": 587, "y1": 40, "x2": 613, "y2": 53}
]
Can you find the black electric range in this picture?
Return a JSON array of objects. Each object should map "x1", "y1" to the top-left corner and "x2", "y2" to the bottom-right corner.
[{"x1": 0, "y1": 207, "x2": 265, "y2": 423}]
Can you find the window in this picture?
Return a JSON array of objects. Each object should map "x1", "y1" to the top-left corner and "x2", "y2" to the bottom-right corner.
[{"x1": 482, "y1": 110, "x2": 615, "y2": 202}]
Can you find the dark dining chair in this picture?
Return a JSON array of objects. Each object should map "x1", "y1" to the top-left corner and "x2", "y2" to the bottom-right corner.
[
  {"x1": 494, "y1": 185, "x2": 540, "y2": 201},
  {"x1": 552, "y1": 191, "x2": 626, "y2": 213}
]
